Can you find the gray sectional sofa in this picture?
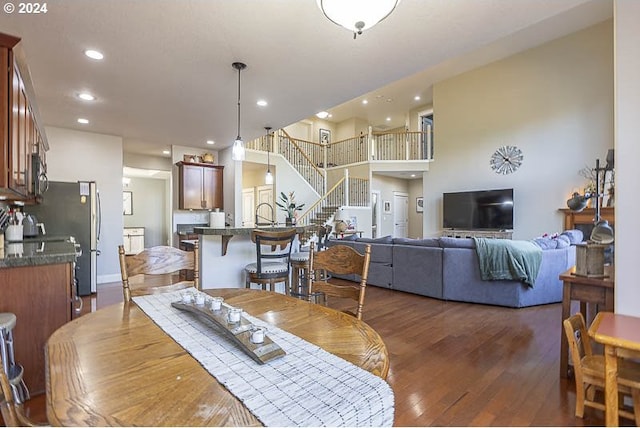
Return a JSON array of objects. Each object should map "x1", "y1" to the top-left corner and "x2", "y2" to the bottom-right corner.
[{"x1": 326, "y1": 233, "x2": 578, "y2": 308}]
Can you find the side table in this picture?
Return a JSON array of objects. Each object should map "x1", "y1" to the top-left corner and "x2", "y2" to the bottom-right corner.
[{"x1": 559, "y1": 265, "x2": 614, "y2": 378}]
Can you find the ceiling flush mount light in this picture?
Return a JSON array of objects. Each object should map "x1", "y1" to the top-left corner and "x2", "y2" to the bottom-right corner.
[
  {"x1": 257, "y1": 100, "x2": 268, "y2": 107},
  {"x1": 264, "y1": 126, "x2": 273, "y2": 185},
  {"x1": 206, "y1": 140, "x2": 215, "y2": 145},
  {"x1": 232, "y1": 62, "x2": 247, "y2": 161},
  {"x1": 84, "y1": 49, "x2": 104, "y2": 60},
  {"x1": 77, "y1": 118, "x2": 89, "y2": 124},
  {"x1": 162, "y1": 150, "x2": 170, "y2": 155},
  {"x1": 78, "y1": 92, "x2": 95, "y2": 101},
  {"x1": 317, "y1": 0, "x2": 401, "y2": 39},
  {"x1": 316, "y1": 111, "x2": 329, "y2": 119}
]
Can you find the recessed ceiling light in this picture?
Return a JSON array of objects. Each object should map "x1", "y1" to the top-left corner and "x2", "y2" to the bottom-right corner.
[
  {"x1": 84, "y1": 49, "x2": 104, "y2": 60},
  {"x1": 162, "y1": 150, "x2": 170, "y2": 155},
  {"x1": 78, "y1": 92, "x2": 95, "y2": 101},
  {"x1": 410, "y1": 174, "x2": 416, "y2": 178},
  {"x1": 386, "y1": 98, "x2": 393, "y2": 102},
  {"x1": 256, "y1": 100, "x2": 268, "y2": 107},
  {"x1": 316, "y1": 111, "x2": 329, "y2": 119},
  {"x1": 206, "y1": 140, "x2": 215, "y2": 145},
  {"x1": 362, "y1": 100, "x2": 368, "y2": 105},
  {"x1": 77, "y1": 118, "x2": 89, "y2": 124},
  {"x1": 414, "y1": 95, "x2": 421, "y2": 101},
  {"x1": 386, "y1": 117, "x2": 391, "y2": 121}
]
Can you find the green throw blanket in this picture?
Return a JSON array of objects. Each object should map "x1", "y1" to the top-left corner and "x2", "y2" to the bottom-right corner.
[{"x1": 473, "y1": 238, "x2": 543, "y2": 287}]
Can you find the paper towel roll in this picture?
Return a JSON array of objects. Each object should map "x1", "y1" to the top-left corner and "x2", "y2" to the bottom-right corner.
[{"x1": 209, "y1": 211, "x2": 225, "y2": 228}]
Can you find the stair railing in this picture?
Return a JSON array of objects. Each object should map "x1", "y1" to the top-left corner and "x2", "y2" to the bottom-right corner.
[
  {"x1": 277, "y1": 130, "x2": 326, "y2": 195},
  {"x1": 296, "y1": 176, "x2": 346, "y2": 226}
]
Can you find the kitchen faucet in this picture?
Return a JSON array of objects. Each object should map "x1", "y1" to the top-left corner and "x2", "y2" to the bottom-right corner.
[{"x1": 255, "y1": 203, "x2": 275, "y2": 226}]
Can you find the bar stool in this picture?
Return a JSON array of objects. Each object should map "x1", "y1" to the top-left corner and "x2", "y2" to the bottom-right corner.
[
  {"x1": 0, "y1": 313, "x2": 30, "y2": 405},
  {"x1": 290, "y1": 251, "x2": 310, "y2": 296}
]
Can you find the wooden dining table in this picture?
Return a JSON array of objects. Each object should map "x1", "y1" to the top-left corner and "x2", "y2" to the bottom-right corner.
[
  {"x1": 45, "y1": 288, "x2": 390, "y2": 426},
  {"x1": 588, "y1": 311, "x2": 640, "y2": 427}
]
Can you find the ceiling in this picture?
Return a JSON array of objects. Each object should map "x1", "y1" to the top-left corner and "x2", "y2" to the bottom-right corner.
[{"x1": 0, "y1": 0, "x2": 611, "y2": 158}]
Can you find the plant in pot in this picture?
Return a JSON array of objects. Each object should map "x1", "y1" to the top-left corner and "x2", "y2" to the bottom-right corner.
[{"x1": 276, "y1": 192, "x2": 304, "y2": 225}]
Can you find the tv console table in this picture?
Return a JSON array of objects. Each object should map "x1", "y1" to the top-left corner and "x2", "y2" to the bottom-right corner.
[{"x1": 442, "y1": 229, "x2": 512, "y2": 239}]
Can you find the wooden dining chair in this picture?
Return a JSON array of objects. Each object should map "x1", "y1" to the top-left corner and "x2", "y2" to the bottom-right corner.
[
  {"x1": 307, "y1": 242, "x2": 371, "y2": 320},
  {"x1": 563, "y1": 313, "x2": 640, "y2": 423},
  {"x1": 118, "y1": 243, "x2": 200, "y2": 302},
  {"x1": 0, "y1": 359, "x2": 43, "y2": 427},
  {"x1": 245, "y1": 229, "x2": 297, "y2": 294},
  {"x1": 290, "y1": 226, "x2": 328, "y2": 296}
]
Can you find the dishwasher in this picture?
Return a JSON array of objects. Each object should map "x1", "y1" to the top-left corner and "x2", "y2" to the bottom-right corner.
[{"x1": 123, "y1": 227, "x2": 145, "y2": 255}]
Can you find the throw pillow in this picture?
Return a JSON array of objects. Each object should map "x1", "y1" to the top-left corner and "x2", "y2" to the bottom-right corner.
[
  {"x1": 560, "y1": 229, "x2": 584, "y2": 244},
  {"x1": 555, "y1": 234, "x2": 571, "y2": 249}
]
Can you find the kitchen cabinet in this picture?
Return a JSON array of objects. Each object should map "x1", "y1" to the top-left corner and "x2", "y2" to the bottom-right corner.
[
  {"x1": 123, "y1": 227, "x2": 145, "y2": 255},
  {"x1": 0, "y1": 262, "x2": 74, "y2": 395},
  {"x1": 0, "y1": 32, "x2": 48, "y2": 201},
  {"x1": 176, "y1": 161, "x2": 223, "y2": 210}
]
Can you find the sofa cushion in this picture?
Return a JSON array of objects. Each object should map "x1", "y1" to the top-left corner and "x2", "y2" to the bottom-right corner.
[
  {"x1": 393, "y1": 237, "x2": 441, "y2": 247},
  {"x1": 336, "y1": 234, "x2": 359, "y2": 241},
  {"x1": 352, "y1": 241, "x2": 393, "y2": 264},
  {"x1": 357, "y1": 235, "x2": 393, "y2": 244},
  {"x1": 438, "y1": 237, "x2": 476, "y2": 249}
]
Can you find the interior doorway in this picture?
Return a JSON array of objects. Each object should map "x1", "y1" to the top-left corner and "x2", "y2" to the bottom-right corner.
[
  {"x1": 393, "y1": 192, "x2": 408, "y2": 238},
  {"x1": 122, "y1": 167, "x2": 172, "y2": 247},
  {"x1": 371, "y1": 190, "x2": 381, "y2": 238}
]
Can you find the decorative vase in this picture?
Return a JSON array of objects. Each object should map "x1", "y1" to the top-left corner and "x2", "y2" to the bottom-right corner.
[{"x1": 285, "y1": 217, "x2": 293, "y2": 226}]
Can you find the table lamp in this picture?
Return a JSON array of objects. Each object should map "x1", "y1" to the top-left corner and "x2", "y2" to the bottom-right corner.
[{"x1": 334, "y1": 209, "x2": 348, "y2": 234}]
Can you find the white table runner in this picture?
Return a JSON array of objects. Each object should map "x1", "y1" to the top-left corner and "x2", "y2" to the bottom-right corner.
[{"x1": 133, "y1": 291, "x2": 394, "y2": 427}]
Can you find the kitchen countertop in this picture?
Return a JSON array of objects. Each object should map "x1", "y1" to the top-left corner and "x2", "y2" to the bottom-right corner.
[
  {"x1": 0, "y1": 239, "x2": 77, "y2": 268},
  {"x1": 194, "y1": 225, "x2": 312, "y2": 236}
]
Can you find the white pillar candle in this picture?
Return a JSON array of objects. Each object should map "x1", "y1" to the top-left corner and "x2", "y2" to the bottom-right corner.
[
  {"x1": 195, "y1": 293, "x2": 205, "y2": 306},
  {"x1": 251, "y1": 327, "x2": 265, "y2": 344},
  {"x1": 210, "y1": 297, "x2": 223, "y2": 311},
  {"x1": 181, "y1": 292, "x2": 194, "y2": 304},
  {"x1": 228, "y1": 308, "x2": 242, "y2": 324}
]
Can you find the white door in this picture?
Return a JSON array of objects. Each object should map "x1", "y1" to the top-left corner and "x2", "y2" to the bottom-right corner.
[
  {"x1": 371, "y1": 190, "x2": 381, "y2": 238},
  {"x1": 393, "y1": 192, "x2": 408, "y2": 238},
  {"x1": 256, "y1": 185, "x2": 274, "y2": 224},
  {"x1": 242, "y1": 188, "x2": 254, "y2": 227}
]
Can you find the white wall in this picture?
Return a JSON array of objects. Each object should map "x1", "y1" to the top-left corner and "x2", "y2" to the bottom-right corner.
[
  {"x1": 614, "y1": 0, "x2": 640, "y2": 316},
  {"x1": 45, "y1": 126, "x2": 123, "y2": 284},
  {"x1": 427, "y1": 21, "x2": 613, "y2": 240}
]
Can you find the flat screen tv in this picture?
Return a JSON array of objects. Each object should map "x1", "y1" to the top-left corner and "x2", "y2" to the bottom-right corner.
[{"x1": 443, "y1": 188, "x2": 514, "y2": 230}]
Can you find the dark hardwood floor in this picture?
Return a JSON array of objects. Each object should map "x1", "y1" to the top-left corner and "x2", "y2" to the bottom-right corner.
[{"x1": 20, "y1": 281, "x2": 629, "y2": 426}]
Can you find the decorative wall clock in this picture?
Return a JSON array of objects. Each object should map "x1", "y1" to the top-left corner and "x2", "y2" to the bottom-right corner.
[{"x1": 490, "y1": 145, "x2": 523, "y2": 175}]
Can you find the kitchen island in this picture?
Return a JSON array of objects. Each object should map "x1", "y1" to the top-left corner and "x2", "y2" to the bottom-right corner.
[
  {"x1": 0, "y1": 238, "x2": 77, "y2": 395},
  {"x1": 194, "y1": 225, "x2": 313, "y2": 290}
]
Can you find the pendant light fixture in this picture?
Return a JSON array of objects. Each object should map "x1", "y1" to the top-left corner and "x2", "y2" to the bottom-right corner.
[
  {"x1": 264, "y1": 127, "x2": 274, "y2": 185},
  {"x1": 317, "y1": 0, "x2": 401, "y2": 39},
  {"x1": 232, "y1": 62, "x2": 247, "y2": 161}
]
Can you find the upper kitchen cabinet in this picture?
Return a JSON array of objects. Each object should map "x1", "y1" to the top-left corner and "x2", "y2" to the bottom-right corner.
[
  {"x1": 0, "y1": 32, "x2": 48, "y2": 202},
  {"x1": 176, "y1": 161, "x2": 224, "y2": 210}
]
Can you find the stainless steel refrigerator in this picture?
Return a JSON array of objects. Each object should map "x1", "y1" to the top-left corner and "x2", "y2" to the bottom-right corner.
[{"x1": 28, "y1": 181, "x2": 101, "y2": 296}]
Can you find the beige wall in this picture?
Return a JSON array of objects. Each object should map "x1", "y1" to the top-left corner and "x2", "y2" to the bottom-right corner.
[
  {"x1": 426, "y1": 20, "x2": 613, "y2": 240},
  {"x1": 408, "y1": 177, "x2": 423, "y2": 238}
]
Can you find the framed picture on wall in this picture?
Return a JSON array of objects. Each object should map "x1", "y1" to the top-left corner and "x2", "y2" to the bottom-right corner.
[
  {"x1": 416, "y1": 197, "x2": 424, "y2": 213},
  {"x1": 383, "y1": 200, "x2": 391, "y2": 213},
  {"x1": 123, "y1": 191, "x2": 133, "y2": 215},
  {"x1": 319, "y1": 128, "x2": 331, "y2": 145}
]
